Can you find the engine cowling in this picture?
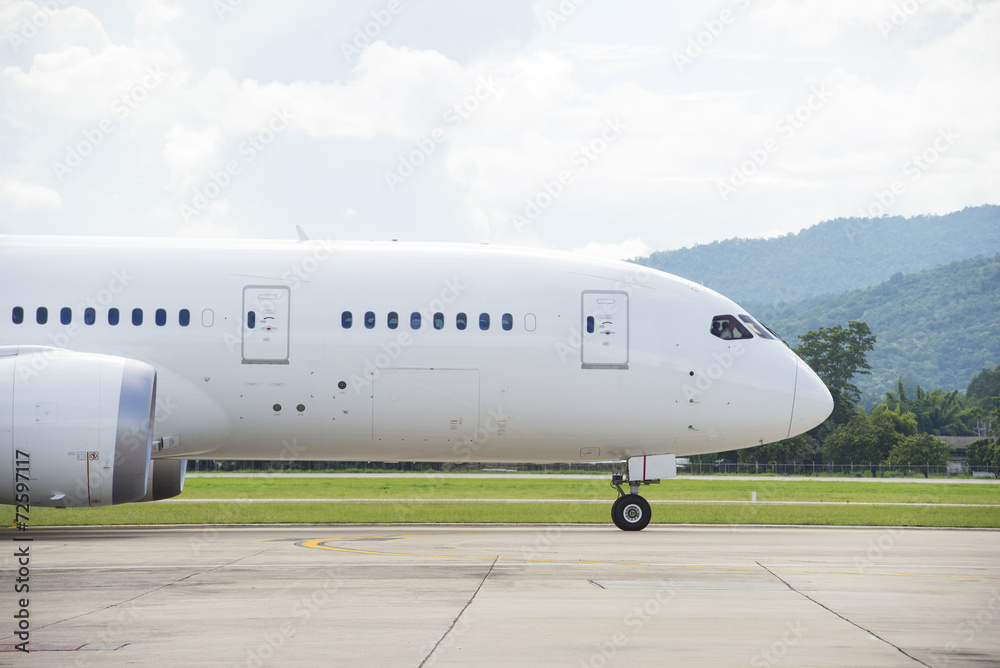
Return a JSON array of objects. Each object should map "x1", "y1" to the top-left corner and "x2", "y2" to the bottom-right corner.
[{"x1": 0, "y1": 347, "x2": 156, "y2": 507}]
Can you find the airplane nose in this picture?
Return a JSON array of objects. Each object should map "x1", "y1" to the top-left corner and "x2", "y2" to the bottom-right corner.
[{"x1": 788, "y1": 357, "x2": 834, "y2": 438}]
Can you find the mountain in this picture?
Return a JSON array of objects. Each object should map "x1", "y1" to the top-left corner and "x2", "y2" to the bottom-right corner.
[
  {"x1": 633, "y1": 205, "x2": 1000, "y2": 306},
  {"x1": 767, "y1": 254, "x2": 1000, "y2": 401}
]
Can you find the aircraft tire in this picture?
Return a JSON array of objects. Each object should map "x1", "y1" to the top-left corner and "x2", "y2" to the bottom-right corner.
[{"x1": 611, "y1": 493, "x2": 650, "y2": 531}]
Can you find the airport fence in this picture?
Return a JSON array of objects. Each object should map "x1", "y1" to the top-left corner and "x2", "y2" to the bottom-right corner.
[{"x1": 186, "y1": 460, "x2": 1000, "y2": 479}]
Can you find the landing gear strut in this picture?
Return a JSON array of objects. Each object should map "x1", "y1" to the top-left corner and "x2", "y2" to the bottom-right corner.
[{"x1": 610, "y1": 471, "x2": 657, "y2": 531}]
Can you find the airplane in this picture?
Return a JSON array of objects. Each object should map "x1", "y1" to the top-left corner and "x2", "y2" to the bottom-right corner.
[{"x1": 0, "y1": 235, "x2": 833, "y2": 531}]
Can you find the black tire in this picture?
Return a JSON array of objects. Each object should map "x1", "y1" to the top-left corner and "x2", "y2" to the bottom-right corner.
[
  {"x1": 611, "y1": 494, "x2": 651, "y2": 531},
  {"x1": 611, "y1": 496, "x2": 628, "y2": 530}
]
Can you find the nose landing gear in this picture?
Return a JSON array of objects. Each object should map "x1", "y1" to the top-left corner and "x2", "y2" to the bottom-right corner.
[
  {"x1": 610, "y1": 455, "x2": 677, "y2": 531},
  {"x1": 611, "y1": 472, "x2": 656, "y2": 531}
]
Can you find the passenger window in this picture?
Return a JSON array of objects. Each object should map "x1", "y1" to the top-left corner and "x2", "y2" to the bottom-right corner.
[
  {"x1": 155, "y1": 308, "x2": 167, "y2": 326},
  {"x1": 179, "y1": 309, "x2": 190, "y2": 327},
  {"x1": 388, "y1": 311, "x2": 399, "y2": 329},
  {"x1": 36, "y1": 307, "x2": 48, "y2": 325},
  {"x1": 456, "y1": 313, "x2": 467, "y2": 330},
  {"x1": 132, "y1": 308, "x2": 143, "y2": 326},
  {"x1": 502, "y1": 313, "x2": 513, "y2": 331},
  {"x1": 12, "y1": 306, "x2": 23, "y2": 324},
  {"x1": 410, "y1": 312, "x2": 421, "y2": 329},
  {"x1": 365, "y1": 311, "x2": 375, "y2": 329},
  {"x1": 60, "y1": 307, "x2": 72, "y2": 325},
  {"x1": 711, "y1": 315, "x2": 752, "y2": 340},
  {"x1": 342, "y1": 311, "x2": 352, "y2": 329},
  {"x1": 434, "y1": 312, "x2": 444, "y2": 330},
  {"x1": 479, "y1": 313, "x2": 490, "y2": 330},
  {"x1": 109, "y1": 308, "x2": 120, "y2": 326},
  {"x1": 84, "y1": 308, "x2": 96, "y2": 325}
]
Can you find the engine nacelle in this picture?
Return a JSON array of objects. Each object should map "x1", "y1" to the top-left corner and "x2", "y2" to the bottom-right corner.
[
  {"x1": 139, "y1": 458, "x2": 187, "y2": 502},
  {"x1": 0, "y1": 346, "x2": 156, "y2": 508}
]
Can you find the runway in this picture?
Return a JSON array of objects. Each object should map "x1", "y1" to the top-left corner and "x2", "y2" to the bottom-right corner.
[{"x1": 2, "y1": 525, "x2": 999, "y2": 667}]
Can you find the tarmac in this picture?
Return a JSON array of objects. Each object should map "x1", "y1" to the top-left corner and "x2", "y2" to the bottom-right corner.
[{"x1": 2, "y1": 524, "x2": 999, "y2": 667}]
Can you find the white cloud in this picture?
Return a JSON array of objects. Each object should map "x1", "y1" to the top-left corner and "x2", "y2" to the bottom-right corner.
[
  {"x1": 0, "y1": 2, "x2": 994, "y2": 250},
  {"x1": 572, "y1": 238, "x2": 652, "y2": 261},
  {"x1": 0, "y1": 176, "x2": 62, "y2": 210}
]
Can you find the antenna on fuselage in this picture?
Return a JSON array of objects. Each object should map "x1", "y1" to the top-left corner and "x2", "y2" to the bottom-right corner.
[{"x1": 295, "y1": 225, "x2": 310, "y2": 242}]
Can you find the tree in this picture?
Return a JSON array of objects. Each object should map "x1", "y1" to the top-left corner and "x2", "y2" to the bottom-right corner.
[
  {"x1": 967, "y1": 364, "x2": 1000, "y2": 402},
  {"x1": 884, "y1": 380, "x2": 984, "y2": 435},
  {"x1": 884, "y1": 433, "x2": 950, "y2": 477},
  {"x1": 737, "y1": 434, "x2": 821, "y2": 468},
  {"x1": 795, "y1": 321, "x2": 876, "y2": 425},
  {"x1": 966, "y1": 438, "x2": 1000, "y2": 477},
  {"x1": 822, "y1": 404, "x2": 916, "y2": 476}
]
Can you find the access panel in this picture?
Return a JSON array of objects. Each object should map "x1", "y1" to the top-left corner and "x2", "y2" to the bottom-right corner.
[
  {"x1": 581, "y1": 291, "x2": 629, "y2": 368},
  {"x1": 373, "y1": 368, "x2": 480, "y2": 444}
]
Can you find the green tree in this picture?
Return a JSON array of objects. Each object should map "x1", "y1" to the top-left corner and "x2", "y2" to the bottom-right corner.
[
  {"x1": 966, "y1": 437, "x2": 1000, "y2": 477},
  {"x1": 967, "y1": 364, "x2": 1000, "y2": 402},
  {"x1": 795, "y1": 321, "x2": 876, "y2": 425},
  {"x1": 821, "y1": 404, "x2": 916, "y2": 476},
  {"x1": 737, "y1": 434, "x2": 821, "y2": 468},
  {"x1": 884, "y1": 433, "x2": 950, "y2": 477},
  {"x1": 884, "y1": 380, "x2": 984, "y2": 435}
]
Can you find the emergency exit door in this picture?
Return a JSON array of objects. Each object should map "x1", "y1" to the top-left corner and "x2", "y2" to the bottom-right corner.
[
  {"x1": 581, "y1": 291, "x2": 629, "y2": 369},
  {"x1": 242, "y1": 286, "x2": 290, "y2": 363}
]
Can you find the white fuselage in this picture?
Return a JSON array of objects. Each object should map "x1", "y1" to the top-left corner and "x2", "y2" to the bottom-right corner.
[{"x1": 0, "y1": 236, "x2": 832, "y2": 464}]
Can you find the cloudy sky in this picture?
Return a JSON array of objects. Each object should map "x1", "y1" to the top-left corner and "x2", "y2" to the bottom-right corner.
[{"x1": 0, "y1": 0, "x2": 996, "y2": 259}]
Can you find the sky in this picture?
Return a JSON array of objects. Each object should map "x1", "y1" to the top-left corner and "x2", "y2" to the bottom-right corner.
[{"x1": 0, "y1": 0, "x2": 996, "y2": 259}]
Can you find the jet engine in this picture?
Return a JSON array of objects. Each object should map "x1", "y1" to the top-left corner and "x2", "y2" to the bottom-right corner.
[{"x1": 0, "y1": 346, "x2": 157, "y2": 507}]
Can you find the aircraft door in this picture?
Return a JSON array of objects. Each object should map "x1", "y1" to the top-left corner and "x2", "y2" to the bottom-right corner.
[
  {"x1": 242, "y1": 286, "x2": 290, "y2": 363},
  {"x1": 581, "y1": 290, "x2": 628, "y2": 369}
]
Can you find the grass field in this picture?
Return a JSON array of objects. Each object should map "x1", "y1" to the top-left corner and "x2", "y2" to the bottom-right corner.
[{"x1": 7, "y1": 477, "x2": 999, "y2": 528}]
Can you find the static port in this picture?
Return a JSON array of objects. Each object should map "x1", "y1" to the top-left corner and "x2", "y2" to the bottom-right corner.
[
  {"x1": 273, "y1": 404, "x2": 281, "y2": 412},
  {"x1": 296, "y1": 404, "x2": 305, "y2": 412},
  {"x1": 338, "y1": 381, "x2": 347, "y2": 390}
]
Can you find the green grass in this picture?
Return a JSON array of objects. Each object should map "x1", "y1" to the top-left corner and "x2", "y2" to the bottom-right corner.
[
  {"x1": 9, "y1": 501, "x2": 998, "y2": 528},
  {"x1": 176, "y1": 477, "x2": 1000, "y2": 505},
  {"x1": 5, "y1": 477, "x2": 998, "y2": 528}
]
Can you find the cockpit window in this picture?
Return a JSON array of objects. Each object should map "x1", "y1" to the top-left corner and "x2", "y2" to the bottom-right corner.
[
  {"x1": 738, "y1": 314, "x2": 774, "y2": 339},
  {"x1": 711, "y1": 315, "x2": 752, "y2": 340}
]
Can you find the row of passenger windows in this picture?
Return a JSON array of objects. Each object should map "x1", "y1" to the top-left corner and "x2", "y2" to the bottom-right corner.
[
  {"x1": 339, "y1": 311, "x2": 513, "y2": 331},
  {"x1": 11, "y1": 306, "x2": 191, "y2": 327}
]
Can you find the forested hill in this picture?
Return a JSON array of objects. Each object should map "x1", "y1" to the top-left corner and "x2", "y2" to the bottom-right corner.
[
  {"x1": 632, "y1": 205, "x2": 999, "y2": 306},
  {"x1": 768, "y1": 253, "x2": 1000, "y2": 402}
]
